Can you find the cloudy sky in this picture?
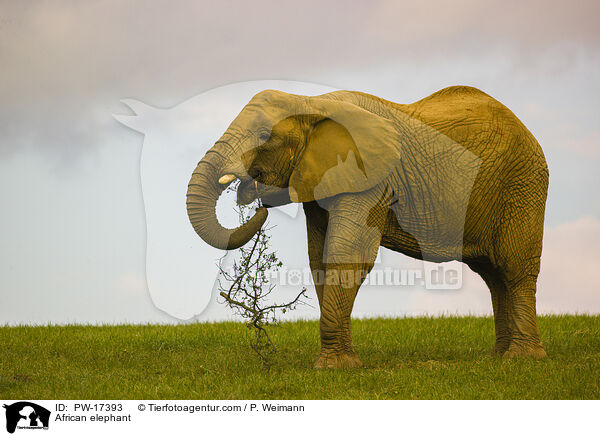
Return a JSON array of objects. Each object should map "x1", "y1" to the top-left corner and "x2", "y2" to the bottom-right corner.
[{"x1": 0, "y1": 0, "x2": 598, "y2": 324}]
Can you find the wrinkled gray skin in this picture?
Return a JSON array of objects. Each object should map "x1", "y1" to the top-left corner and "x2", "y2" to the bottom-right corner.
[{"x1": 187, "y1": 86, "x2": 549, "y2": 368}]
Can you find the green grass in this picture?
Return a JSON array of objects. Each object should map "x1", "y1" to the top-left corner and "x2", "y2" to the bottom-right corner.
[{"x1": 1, "y1": 315, "x2": 599, "y2": 399}]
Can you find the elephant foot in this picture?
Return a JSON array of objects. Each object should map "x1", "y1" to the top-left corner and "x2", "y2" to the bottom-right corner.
[
  {"x1": 502, "y1": 341, "x2": 547, "y2": 359},
  {"x1": 490, "y1": 339, "x2": 510, "y2": 356},
  {"x1": 314, "y1": 350, "x2": 362, "y2": 369}
]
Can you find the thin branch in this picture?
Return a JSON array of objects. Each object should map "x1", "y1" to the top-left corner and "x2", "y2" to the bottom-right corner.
[{"x1": 216, "y1": 197, "x2": 309, "y2": 368}]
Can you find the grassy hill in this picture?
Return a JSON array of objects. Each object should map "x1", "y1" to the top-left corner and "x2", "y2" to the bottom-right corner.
[{"x1": 1, "y1": 315, "x2": 598, "y2": 399}]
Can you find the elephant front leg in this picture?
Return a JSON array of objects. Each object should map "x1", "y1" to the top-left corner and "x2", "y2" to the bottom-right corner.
[
  {"x1": 313, "y1": 190, "x2": 388, "y2": 369},
  {"x1": 304, "y1": 201, "x2": 329, "y2": 306},
  {"x1": 314, "y1": 263, "x2": 366, "y2": 369}
]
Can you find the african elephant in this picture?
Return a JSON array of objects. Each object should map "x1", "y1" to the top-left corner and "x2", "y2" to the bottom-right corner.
[{"x1": 186, "y1": 86, "x2": 549, "y2": 368}]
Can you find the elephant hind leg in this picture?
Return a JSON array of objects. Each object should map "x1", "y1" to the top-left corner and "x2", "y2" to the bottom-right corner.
[
  {"x1": 470, "y1": 259, "x2": 545, "y2": 358},
  {"x1": 468, "y1": 262, "x2": 511, "y2": 355},
  {"x1": 490, "y1": 209, "x2": 547, "y2": 359},
  {"x1": 500, "y1": 273, "x2": 546, "y2": 359}
]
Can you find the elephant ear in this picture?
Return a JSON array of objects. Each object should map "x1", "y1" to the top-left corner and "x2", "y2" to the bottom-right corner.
[{"x1": 289, "y1": 97, "x2": 401, "y2": 203}]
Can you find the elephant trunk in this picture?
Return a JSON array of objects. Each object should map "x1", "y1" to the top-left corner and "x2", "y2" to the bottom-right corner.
[{"x1": 186, "y1": 150, "x2": 268, "y2": 250}]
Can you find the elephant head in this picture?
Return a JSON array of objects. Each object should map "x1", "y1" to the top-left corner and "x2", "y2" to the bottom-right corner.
[{"x1": 186, "y1": 90, "x2": 401, "y2": 250}]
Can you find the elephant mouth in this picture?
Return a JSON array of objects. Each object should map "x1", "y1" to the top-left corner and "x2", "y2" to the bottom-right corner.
[
  {"x1": 237, "y1": 179, "x2": 291, "y2": 208},
  {"x1": 236, "y1": 179, "x2": 258, "y2": 205}
]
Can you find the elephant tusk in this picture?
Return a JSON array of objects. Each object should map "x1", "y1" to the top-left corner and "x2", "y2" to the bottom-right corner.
[{"x1": 218, "y1": 174, "x2": 237, "y2": 185}]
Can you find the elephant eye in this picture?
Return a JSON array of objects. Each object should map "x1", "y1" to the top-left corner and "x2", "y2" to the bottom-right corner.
[{"x1": 259, "y1": 131, "x2": 270, "y2": 142}]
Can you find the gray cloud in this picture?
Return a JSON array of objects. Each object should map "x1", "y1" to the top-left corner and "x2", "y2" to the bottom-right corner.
[{"x1": 1, "y1": 0, "x2": 598, "y2": 162}]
